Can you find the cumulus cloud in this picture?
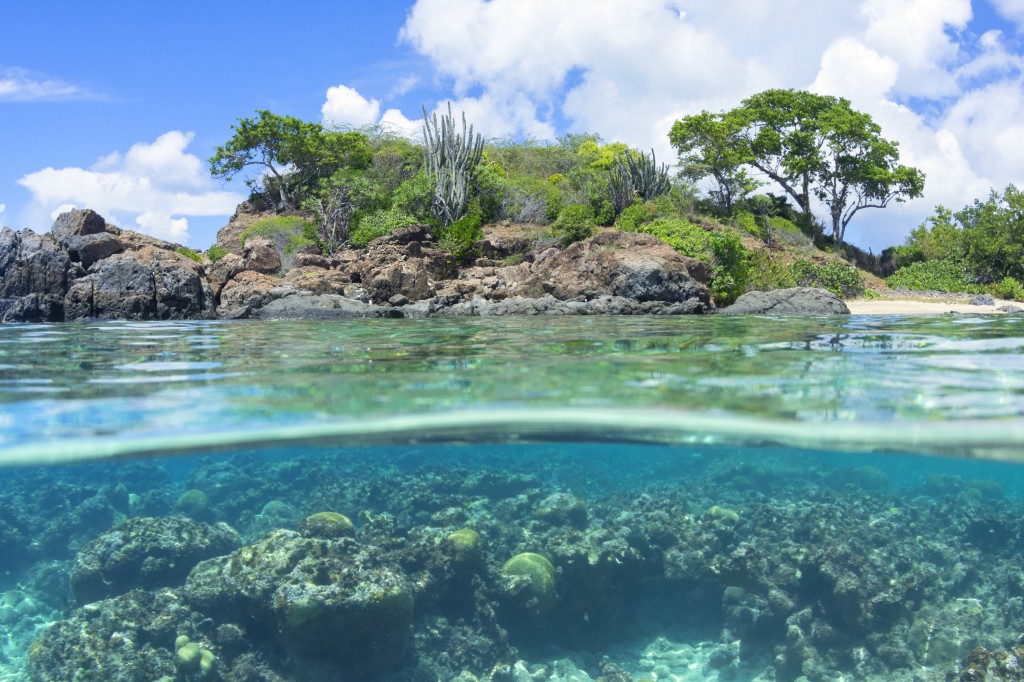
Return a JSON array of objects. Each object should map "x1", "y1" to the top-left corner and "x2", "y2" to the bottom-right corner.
[
  {"x1": 322, "y1": 84, "x2": 381, "y2": 128},
  {"x1": 398, "y1": 0, "x2": 1024, "y2": 248},
  {"x1": 18, "y1": 131, "x2": 243, "y2": 244},
  {"x1": 0, "y1": 67, "x2": 95, "y2": 102}
]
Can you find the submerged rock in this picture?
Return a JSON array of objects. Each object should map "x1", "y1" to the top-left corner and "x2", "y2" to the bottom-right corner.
[
  {"x1": 70, "y1": 516, "x2": 240, "y2": 604},
  {"x1": 718, "y1": 286, "x2": 850, "y2": 315}
]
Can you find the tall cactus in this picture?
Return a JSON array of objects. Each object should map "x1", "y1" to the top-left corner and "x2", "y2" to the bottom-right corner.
[
  {"x1": 609, "y1": 148, "x2": 671, "y2": 214},
  {"x1": 422, "y1": 103, "x2": 484, "y2": 227}
]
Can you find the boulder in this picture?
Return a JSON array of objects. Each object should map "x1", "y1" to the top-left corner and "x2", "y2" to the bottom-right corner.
[
  {"x1": 217, "y1": 270, "x2": 286, "y2": 318},
  {"x1": 970, "y1": 294, "x2": 995, "y2": 306},
  {"x1": 185, "y1": 530, "x2": 414, "y2": 676},
  {"x1": 64, "y1": 246, "x2": 212, "y2": 320},
  {"x1": 293, "y1": 252, "x2": 332, "y2": 269},
  {"x1": 283, "y1": 265, "x2": 351, "y2": 295},
  {"x1": 519, "y1": 230, "x2": 711, "y2": 307},
  {"x1": 206, "y1": 253, "x2": 245, "y2": 298},
  {"x1": 243, "y1": 236, "x2": 281, "y2": 274},
  {"x1": 719, "y1": 287, "x2": 850, "y2": 315},
  {"x1": 70, "y1": 516, "x2": 240, "y2": 605},
  {"x1": 0, "y1": 228, "x2": 70, "y2": 322},
  {"x1": 50, "y1": 209, "x2": 128, "y2": 267}
]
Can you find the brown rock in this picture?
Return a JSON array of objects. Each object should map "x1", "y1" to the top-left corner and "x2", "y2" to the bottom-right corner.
[
  {"x1": 213, "y1": 201, "x2": 274, "y2": 256},
  {"x1": 519, "y1": 230, "x2": 710, "y2": 305},
  {"x1": 293, "y1": 252, "x2": 332, "y2": 269},
  {"x1": 243, "y1": 236, "x2": 281, "y2": 274},
  {"x1": 284, "y1": 266, "x2": 351, "y2": 295},
  {"x1": 218, "y1": 270, "x2": 282, "y2": 318},
  {"x1": 206, "y1": 253, "x2": 245, "y2": 297}
]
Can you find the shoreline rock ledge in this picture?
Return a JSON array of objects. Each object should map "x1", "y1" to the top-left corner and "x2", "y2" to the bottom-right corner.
[{"x1": 0, "y1": 209, "x2": 714, "y2": 322}]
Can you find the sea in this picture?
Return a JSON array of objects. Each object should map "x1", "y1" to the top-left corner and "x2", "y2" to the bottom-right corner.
[{"x1": 2, "y1": 315, "x2": 1023, "y2": 682}]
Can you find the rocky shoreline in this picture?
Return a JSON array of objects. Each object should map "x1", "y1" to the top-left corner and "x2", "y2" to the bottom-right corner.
[
  {"x1": 0, "y1": 208, "x2": 862, "y2": 323},
  {"x1": 0, "y1": 208, "x2": 717, "y2": 323}
]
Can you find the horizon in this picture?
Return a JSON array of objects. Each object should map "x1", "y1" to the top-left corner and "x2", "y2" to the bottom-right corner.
[{"x1": 2, "y1": 0, "x2": 1023, "y2": 252}]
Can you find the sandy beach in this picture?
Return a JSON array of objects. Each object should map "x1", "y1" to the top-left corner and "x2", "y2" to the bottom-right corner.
[{"x1": 847, "y1": 297, "x2": 1019, "y2": 314}]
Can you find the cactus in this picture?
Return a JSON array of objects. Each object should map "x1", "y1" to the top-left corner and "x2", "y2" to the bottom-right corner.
[
  {"x1": 422, "y1": 103, "x2": 484, "y2": 227},
  {"x1": 609, "y1": 148, "x2": 671, "y2": 214}
]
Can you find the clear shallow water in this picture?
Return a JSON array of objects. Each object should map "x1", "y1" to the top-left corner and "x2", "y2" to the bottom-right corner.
[
  {"x1": 3, "y1": 316, "x2": 1024, "y2": 682},
  {"x1": 1, "y1": 315, "x2": 1024, "y2": 461}
]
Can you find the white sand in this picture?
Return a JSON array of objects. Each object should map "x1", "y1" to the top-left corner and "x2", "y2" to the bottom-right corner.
[{"x1": 846, "y1": 298, "x2": 1017, "y2": 314}]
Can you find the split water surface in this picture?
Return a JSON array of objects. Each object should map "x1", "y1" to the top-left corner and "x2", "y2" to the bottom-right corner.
[{"x1": 1, "y1": 316, "x2": 1023, "y2": 681}]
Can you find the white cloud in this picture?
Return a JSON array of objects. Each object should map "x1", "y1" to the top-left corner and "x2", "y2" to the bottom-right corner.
[
  {"x1": 399, "y1": 0, "x2": 1024, "y2": 249},
  {"x1": 991, "y1": 0, "x2": 1024, "y2": 27},
  {"x1": 388, "y1": 75, "x2": 420, "y2": 99},
  {"x1": 322, "y1": 84, "x2": 381, "y2": 128},
  {"x1": 0, "y1": 203, "x2": 6, "y2": 226},
  {"x1": 0, "y1": 67, "x2": 94, "y2": 102},
  {"x1": 19, "y1": 131, "x2": 244, "y2": 245},
  {"x1": 379, "y1": 108, "x2": 422, "y2": 139}
]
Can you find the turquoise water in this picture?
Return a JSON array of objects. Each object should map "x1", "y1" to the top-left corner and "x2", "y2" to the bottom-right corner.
[{"x1": 2, "y1": 316, "x2": 1024, "y2": 681}]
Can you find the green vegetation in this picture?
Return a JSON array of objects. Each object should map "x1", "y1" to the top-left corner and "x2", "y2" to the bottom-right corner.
[
  {"x1": 350, "y1": 207, "x2": 417, "y2": 248},
  {"x1": 887, "y1": 185, "x2": 1024, "y2": 297},
  {"x1": 436, "y1": 210, "x2": 485, "y2": 264},
  {"x1": 792, "y1": 259, "x2": 865, "y2": 299},
  {"x1": 239, "y1": 215, "x2": 318, "y2": 262},
  {"x1": 174, "y1": 246, "x2": 202, "y2": 264},
  {"x1": 207, "y1": 245, "x2": 228, "y2": 262},
  {"x1": 550, "y1": 203, "x2": 597, "y2": 245}
]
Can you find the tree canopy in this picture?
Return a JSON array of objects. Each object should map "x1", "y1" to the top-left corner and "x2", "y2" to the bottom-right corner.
[
  {"x1": 670, "y1": 89, "x2": 925, "y2": 245},
  {"x1": 209, "y1": 110, "x2": 371, "y2": 210}
]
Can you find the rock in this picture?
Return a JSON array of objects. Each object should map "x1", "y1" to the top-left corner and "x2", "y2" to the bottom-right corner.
[
  {"x1": 206, "y1": 253, "x2": 245, "y2": 297},
  {"x1": 252, "y1": 293, "x2": 398, "y2": 320},
  {"x1": 26, "y1": 590, "x2": 188, "y2": 682},
  {"x1": 70, "y1": 516, "x2": 240, "y2": 604},
  {"x1": 64, "y1": 246, "x2": 212, "y2": 321},
  {"x1": 519, "y1": 230, "x2": 711, "y2": 307},
  {"x1": 213, "y1": 201, "x2": 272, "y2": 256},
  {"x1": 50, "y1": 209, "x2": 127, "y2": 267},
  {"x1": 970, "y1": 294, "x2": 995, "y2": 306},
  {"x1": 217, "y1": 271, "x2": 286, "y2": 319},
  {"x1": 185, "y1": 530, "x2": 414, "y2": 676},
  {"x1": 283, "y1": 265, "x2": 351, "y2": 295},
  {"x1": 388, "y1": 293, "x2": 410, "y2": 306},
  {"x1": 998, "y1": 304, "x2": 1024, "y2": 313},
  {"x1": 0, "y1": 228, "x2": 70, "y2": 322},
  {"x1": 370, "y1": 223, "x2": 432, "y2": 246},
  {"x1": 243, "y1": 236, "x2": 281, "y2": 274},
  {"x1": 719, "y1": 287, "x2": 851, "y2": 315},
  {"x1": 293, "y1": 252, "x2": 332, "y2": 269}
]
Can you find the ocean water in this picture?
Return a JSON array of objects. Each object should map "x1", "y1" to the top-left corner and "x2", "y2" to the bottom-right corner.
[{"x1": 2, "y1": 316, "x2": 1024, "y2": 682}]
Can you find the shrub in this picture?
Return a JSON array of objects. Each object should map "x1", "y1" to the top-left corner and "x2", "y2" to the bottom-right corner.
[
  {"x1": 350, "y1": 207, "x2": 416, "y2": 248},
  {"x1": 437, "y1": 211, "x2": 484, "y2": 264},
  {"x1": 885, "y1": 259, "x2": 979, "y2": 293},
  {"x1": 989, "y1": 276, "x2": 1024, "y2": 302},
  {"x1": 174, "y1": 246, "x2": 202, "y2": 264},
  {"x1": 746, "y1": 250, "x2": 795, "y2": 291},
  {"x1": 550, "y1": 204, "x2": 596, "y2": 245},
  {"x1": 207, "y1": 245, "x2": 228, "y2": 263},
  {"x1": 240, "y1": 216, "x2": 310, "y2": 250},
  {"x1": 792, "y1": 259, "x2": 865, "y2": 299},
  {"x1": 615, "y1": 200, "x2": 658, "y2": 233}
]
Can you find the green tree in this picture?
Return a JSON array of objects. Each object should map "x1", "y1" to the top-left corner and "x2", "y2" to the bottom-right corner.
[
  {"x1": 669, "y1": 111, "x2": 758, "y2": 213},
  {"x1": 958, "y1": 185, "x2": 1024, "y2": 282},
  {"x1": 209, "y1": 110, "x2": 371, "y2": 209},
  {"x1": 672, "y1": 90, "x2": 925, "y2": 245}
]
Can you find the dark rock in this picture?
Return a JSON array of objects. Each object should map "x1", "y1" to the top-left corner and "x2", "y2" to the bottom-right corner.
[
  {"x1": 206, "y1": 252, "x2": 245, "y2": 298},
  {"x1": 49, "y1": 208, "x2": 107, "y2": 242},
  {"x1": 0, "y1": 228, "x2": 70, "y2": 322},
  {"x1": 217, "y1": 270, "x2": 285, "y2": 318},
  {"x1": 64, "y1": 246, "x2": 211, "y2": 320},
  {"x1": 998, "y1": 304, "x2": 1024, "y2": 313},
  {"x1": 970, "y1": 294, "x2": 996, "y2": 306},
  {"x1": 50, "y1": 209, "x2": 128, "y2": 267},
  {"x1": 719, "y1": 287, "x2": 850, "y2": 315},
  {"x1": 370, "y1": 223, "x2": 431, "y2": 246},
  {"x1": 388, "y1": 293, "x2": 410, "y2": 306},
  {"x1": 70, "y1": 516, "x2": 240, "y2": 605}
]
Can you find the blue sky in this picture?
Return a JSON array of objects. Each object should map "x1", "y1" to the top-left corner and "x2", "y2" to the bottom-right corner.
[{"x1": 3, "y1": 0, "x2": 1024, "y2": 251}]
